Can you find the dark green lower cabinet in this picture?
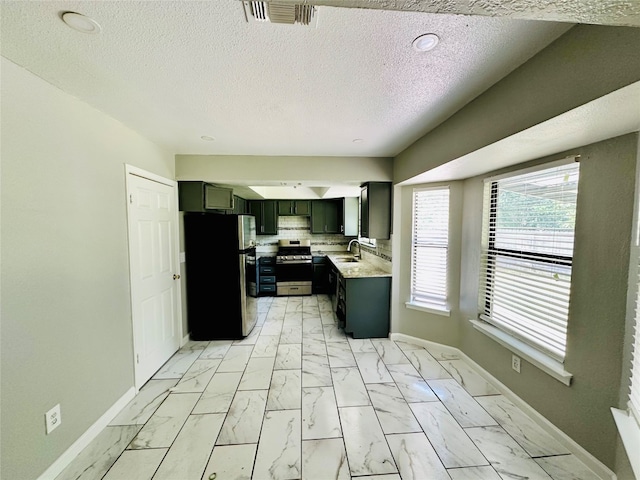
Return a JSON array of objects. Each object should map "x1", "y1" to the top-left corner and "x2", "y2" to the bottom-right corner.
[
  {"x1": 337, "y1": 274, "x2": 391, "y2": 338},
  {"x1": 258, "y1": 257, "x2": 276, "y2": 296},
  {"x1": 312, "y1": 256, "x2": 329, "y2": 293}
]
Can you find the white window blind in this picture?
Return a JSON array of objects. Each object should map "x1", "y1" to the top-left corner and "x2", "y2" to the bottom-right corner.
[
  {"x1": 479, "y1": 160, "x2": 580, "y2": 362},
  {"x1": 411, "y1": 187, "x2": 449, "y2": 307}
]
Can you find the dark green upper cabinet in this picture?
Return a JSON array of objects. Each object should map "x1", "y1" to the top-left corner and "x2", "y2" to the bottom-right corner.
[
  {"x1": 360, "y1": 182, "x2": 391, "y2": 239},
  {"x1": 249, "y1": 200, "x2": 278, "y2": 235},
  {"x1": 278, "y1": 200, "x2": 311, "y2": 216},
  {"x1": 311, "y1": 199, "x2": 342, "y2": 234},
  {"x1": 178, "y1": 181, "x2": 234, "y2": 212},
  {"x1": 233, "y1": 195, "x2": 247, "y2": 215}
]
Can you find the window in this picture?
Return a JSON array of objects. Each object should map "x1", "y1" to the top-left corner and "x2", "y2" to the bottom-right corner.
[
  {"x1": 479, "y1": 160, "x2": 580, "y2": 362},
  {"x1": 410, "y1": 187, "x2": 449, "y2": 309}
]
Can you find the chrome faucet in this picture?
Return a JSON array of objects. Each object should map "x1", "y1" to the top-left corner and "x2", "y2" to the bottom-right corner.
[{"x1": 347, "y1": 239, "x2": 361, "y2": 260}]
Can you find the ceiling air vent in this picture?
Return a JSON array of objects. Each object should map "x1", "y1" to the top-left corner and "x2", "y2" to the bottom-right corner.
[{"x1": 242, "y1": 1, "x2": 318, "y2": 27}]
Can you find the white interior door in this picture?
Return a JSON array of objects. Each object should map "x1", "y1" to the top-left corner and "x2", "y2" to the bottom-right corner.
[{"x1": 126, "y1": 167, "x2": 181, "y2": 390}]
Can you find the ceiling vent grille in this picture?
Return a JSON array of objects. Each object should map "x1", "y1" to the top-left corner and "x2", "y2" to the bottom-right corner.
[{"x1": 242, "y1": 1, "x2": 318, "y2": 27}]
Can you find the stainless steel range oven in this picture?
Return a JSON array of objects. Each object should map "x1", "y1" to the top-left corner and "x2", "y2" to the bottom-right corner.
[{"x1": 276, "y1": 239, "x2": 313, "y2": 296}]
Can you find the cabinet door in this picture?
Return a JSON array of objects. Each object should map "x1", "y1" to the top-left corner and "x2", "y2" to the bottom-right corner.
[
  {"x1": 294, "y1": 200, "x2": 311, "y2": 216},
  {"x1": 233, "y1": 196, "x2": 247, "y2": 214},
  {"x1": 178, "y1": 181, "x2": 206, "y2": 212},
  {"x1": 204, "y1": 184, "x2": 234, "y2": 210},
  {"x1": 262, "y1": 200, "x2": 278, "y2": 235},
  {"x1": 310, "y1": 201, "x2": 325, "y2": 234},
  {"x1": 324, "y1": 199, "x2": 340, "y2": 234},
  {"x1": 249, "y1": 201, "x2": 264, "y2": 234},
  {"x1": 312, "y1": 263, "x2": 328, "y2": 293},
  {"x1": 311, "y1": 200, "x2": 342, "y2": 233},
  {"x1": 360, "y1": 185, "x2": 369, "y2": 238},
  {"x1": 365, "y1": 182, "x2": 391, "y2": 239},
  {"x1": 278, "y1": 200, "x2": 293, "y2": 216}
]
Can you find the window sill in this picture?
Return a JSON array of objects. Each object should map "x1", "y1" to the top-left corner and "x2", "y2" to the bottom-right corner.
[
  {"x1": 358, "y1": 238, "x2": 376, "y2": 248},
  {"x1": 406, "y1": 302, "x2": 450, "y2": 317},
  {"x1": 611, "y1": 408, "x2": 640, "y2": 478},
  {"x1": 469, "y1": 319, "x2": 573, "y2": 386}
]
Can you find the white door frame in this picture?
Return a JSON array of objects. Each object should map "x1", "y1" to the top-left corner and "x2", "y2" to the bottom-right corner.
[{"x1": 124, "y1": 164, "x2": 183, "y2": 391}]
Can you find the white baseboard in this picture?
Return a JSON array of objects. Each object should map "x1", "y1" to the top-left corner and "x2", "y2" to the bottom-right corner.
[
  {"x1": 389, "y1": 332, "x2": 616, "y2": 480},
  {"x1": 390, "y1": 332, "x2": 461, "y2": 356},
  {"x1": 181, "y1": 333, "x2": 190, "y2": 347},
  {"x1": 37, "y1": 387, "x2": 136, "y2": 480}
]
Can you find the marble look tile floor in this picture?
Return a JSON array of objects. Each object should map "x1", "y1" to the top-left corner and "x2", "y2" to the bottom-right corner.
[{"x1": 56, "y1": 295, "x2": 603, "y2": 480}]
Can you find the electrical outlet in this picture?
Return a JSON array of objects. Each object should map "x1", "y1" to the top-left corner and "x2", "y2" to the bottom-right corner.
[
  {"x1": 45, "y1": 404, "x2": 62, "y2": 434},
  {"x1": 512, "y1": 355, "x2": 521, "y2": 373}
]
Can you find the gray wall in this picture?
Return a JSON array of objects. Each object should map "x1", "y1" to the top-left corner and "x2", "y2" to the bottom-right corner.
[
  {"x1": 394, "y1": 24, "x2": 640, "y2": 184},
  {"x1": 459, "y1": 134, "x2": 638, "y2": 469},
  {"x1": 176, "y1": 154, "x2": 394, "y2": 185},
  {"x1": 390, "y1": 23, "x2": 640, "y2": 472},
  {"x1": 0, "y1": 58, "x2": 174, "y2": 480}
]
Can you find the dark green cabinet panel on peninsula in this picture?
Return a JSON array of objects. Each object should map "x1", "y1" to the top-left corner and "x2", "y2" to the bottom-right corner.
[
  {"x1": 335, "y1": 271, "x2": 390, "y2": 338},
  {"x1": 249, "y1": 200, "x2": 277, "y2": 235}
]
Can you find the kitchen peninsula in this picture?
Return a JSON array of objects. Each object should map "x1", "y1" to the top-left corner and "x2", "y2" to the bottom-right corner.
[{"x1": 327, "y1": 253, "x2": 391, "y2": 339}]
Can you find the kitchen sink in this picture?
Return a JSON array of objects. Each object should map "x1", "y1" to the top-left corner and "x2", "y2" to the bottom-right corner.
[{"x1": 333, "y1": 255, "x2": 360, "y2": 263}]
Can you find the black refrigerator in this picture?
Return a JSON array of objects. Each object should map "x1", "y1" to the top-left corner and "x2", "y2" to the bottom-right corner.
[{"x1": 183, "y1": 213, "x2": 258, "y2": 340}]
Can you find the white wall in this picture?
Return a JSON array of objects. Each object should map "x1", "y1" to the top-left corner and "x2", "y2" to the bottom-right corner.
[{"x1": 0, "y1": 57, "x2": 174, "y2": 480}]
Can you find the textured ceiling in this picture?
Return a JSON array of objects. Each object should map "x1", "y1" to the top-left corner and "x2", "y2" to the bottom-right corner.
[
  {"x1": 275, "y1": 0, "x2": 640, "y2": 27},
  {"x1": 0, "y1": 1, "x2": 573, "y2": 158}
]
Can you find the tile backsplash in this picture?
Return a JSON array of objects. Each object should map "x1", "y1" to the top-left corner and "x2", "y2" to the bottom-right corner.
[
  {"x1": 256, "y1": 216, "x2": 355, "y2": 254},
  {"x1": 256, "y1": 216, "x2": 392, "y2": 263}
]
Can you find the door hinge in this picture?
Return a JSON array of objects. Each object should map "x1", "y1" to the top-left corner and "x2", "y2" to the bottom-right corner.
[
  {"x1": 129, "y1": 194, "x2": 133, "y2": 204},
  {"x1": 136, "y1": 354, "x2": 139, "y2": 364}
]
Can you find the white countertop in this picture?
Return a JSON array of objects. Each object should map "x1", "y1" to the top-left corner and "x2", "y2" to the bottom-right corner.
[{"x1": 326, "y1": 254, "x2": 392, "y2": 279}]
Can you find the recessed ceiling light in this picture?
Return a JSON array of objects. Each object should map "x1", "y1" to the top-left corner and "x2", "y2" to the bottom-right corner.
[
  {"x1": 200, "y1": 135, "x2": 216, "y2": 141},
  {"x1": 412, "y1": 33, "x2": 439, "y2": 52},
  {"x1": 61, "y1": 12, "x2": 101, "y2": 34},
  {"x1": 352, "y1": 138, "x2": 363, "y2": 143}
]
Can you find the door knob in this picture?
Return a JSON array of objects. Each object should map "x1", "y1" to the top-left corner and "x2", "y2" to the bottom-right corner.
[{"x1": 173, "y1": 274, "x2": 181, "y2": 280}]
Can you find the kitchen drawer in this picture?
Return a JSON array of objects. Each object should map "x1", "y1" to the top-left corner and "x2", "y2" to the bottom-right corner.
[
  {"x1": 260, "y1": 275, "x2": 276, "y2": 284},
  {"x1": 260, "y1": 265, "x2": 275, "y2": 274},
  {"x1": 312, "y1": 256, "x2": 327, "y2": 264},
  {"x1": 260, "y1": 284, "x2": 277, "y2": 293},
  {"x1": 259, "y1": 256, "x2": 276, "y2": 265}
]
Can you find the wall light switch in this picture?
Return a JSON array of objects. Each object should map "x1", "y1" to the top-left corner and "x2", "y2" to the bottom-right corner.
[{"x1": 45, "y1": 404, "x2": 62, "y2": 434}]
